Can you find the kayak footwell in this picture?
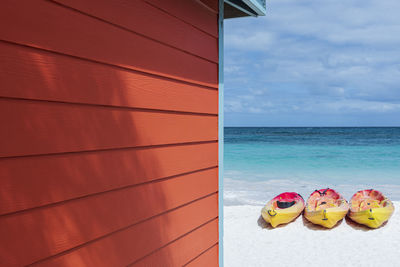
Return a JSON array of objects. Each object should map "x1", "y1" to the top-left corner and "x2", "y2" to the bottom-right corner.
[
  {"x1": 349, "y1": 189, "x2": 395, "y2": 228},
  {"x1": 261, "y1": 192, "x2": 305, "y2": 228},
  {"x1": 304, "y1": 188, "x2": 349, "y2": 228}
]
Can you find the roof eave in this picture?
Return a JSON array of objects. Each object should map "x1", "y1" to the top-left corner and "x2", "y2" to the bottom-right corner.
[{"x1": 224, "y1": 0, "x2": 266, "y2": 19}]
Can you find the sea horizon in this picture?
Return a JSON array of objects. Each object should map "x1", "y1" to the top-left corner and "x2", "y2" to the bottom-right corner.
[
  {"x1": 224, "y1": 127, "x2": 400, "y2": 204},
  {"x1": 225, "y1": 126, "x2": 400, "y2": 128}
]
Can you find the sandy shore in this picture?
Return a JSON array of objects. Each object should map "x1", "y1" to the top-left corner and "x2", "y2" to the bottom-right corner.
[{"x1": 224, "y1": 202, "x2": 399, "y2": 267}]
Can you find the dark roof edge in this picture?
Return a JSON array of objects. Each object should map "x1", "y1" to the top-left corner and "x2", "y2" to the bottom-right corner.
[{"x1": 224, "y1": 0, "x2": 266, "y2": 19}]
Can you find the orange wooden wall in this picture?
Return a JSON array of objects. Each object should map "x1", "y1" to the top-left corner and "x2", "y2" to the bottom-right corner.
[{"x1": 0, "y1": 0, "x2": 219, "y2": 266}]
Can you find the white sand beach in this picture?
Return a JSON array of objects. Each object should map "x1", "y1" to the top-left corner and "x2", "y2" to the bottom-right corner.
[{"x1": 224, "y1": 202, "x2": 399, "y2": 267}]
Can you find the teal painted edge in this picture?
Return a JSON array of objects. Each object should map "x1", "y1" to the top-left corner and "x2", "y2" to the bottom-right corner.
[
  {"x1": 243, "y1": 0, "x2": 267, "y2": 16},
  {"x1": 218, "y1": 0, "x2": 224, "y2": 266}
]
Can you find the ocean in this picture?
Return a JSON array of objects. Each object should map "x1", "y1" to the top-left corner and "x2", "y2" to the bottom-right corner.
[{"x1": 224, "y1": 127, "x2": 400, "y2": 205}]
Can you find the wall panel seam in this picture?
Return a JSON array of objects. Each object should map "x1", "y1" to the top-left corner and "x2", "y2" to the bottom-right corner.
[
  {"x1": 143, "y1": 0, "x2": 218, "y2": 38},
  {"x1": 0, "y1": 96, "x2": 218, "y2": 116},
  {"x1": 126, "y1": 217, "x2": 219, "y2": 266},
  {"x1": 0, "y1": 167, "x2": 218, "y2": 218},
  {"x1": 0, "y1": 39, "x2": 218, "y2": 90},
  {"x1": 195, "y1": 0, "x2": 219, "y2": 14},
  {"x1": 0, "y1": 140, "x2": 218, "y2": 160},
  {"x1": 182, "y1": 242, "x2": 219, "y2": 266},
  {"x1": 28, "y1": 196, "x2": 219, "y2": 266},
  {"x1": 47, "y1": 0, "x2": 218, "y2": 64}
]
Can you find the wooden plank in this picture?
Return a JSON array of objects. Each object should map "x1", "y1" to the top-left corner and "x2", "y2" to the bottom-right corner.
[
  {"x1": 0, "y1": 98, "x2": 217, "y2": 158},
  {"x1": 132, "y1": 219, "x2": 218, "y2": 266},
  {"x1": 0, "y1": 0, "x2": 217, "y2": 88},
  {"x1": 32, "y1": 194, "x2": 218, "y2": 267},
  {"x1": 0, "y1": 142, "x2": 218, "y2": 215},
  {"x1": 52, "y1": 0, "x2": 218, "y2": 62},
  {"x1": 0, "y1": 42, "x2": 218, "y2": 114},
  {"x1": 185, "y1": 244, "x2": 218, "y2": 267},
  {"x1": 0, "y1": 169, "x2": 218, "y2": 266},
  {"x1": 145, "y1": 0, "x2": 218, "y2": 37}
]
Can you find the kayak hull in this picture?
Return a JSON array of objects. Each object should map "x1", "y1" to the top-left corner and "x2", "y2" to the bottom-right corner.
[
  {"x1": 261, "y1": 204, "x2": 303, "y2": 228},
  {"x1": 349, "y1": 189, "x2": 394, "y2": 229},
  {"x1": 305, "y1": 208, "x2": 348, "y2": 229},
  {"x1": 304, "y1": 188, "x2": 349, "y2": 229},
  {"x1": 349, "y1": 208, "x2": 393, "y2": 228},
  {"x1": 261, "y1": 192, "x2": 305, "y2": 228}
]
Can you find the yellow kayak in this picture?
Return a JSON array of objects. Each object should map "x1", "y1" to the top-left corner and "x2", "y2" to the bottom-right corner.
[
  {"x1": 304, "y1": 188, "x2": 349, "y2": 228},
  {"x1": 349, "y1": 189, "x2": 394, "y2": 228},
  {"x1": 261, "y1": 192, "x2": 305, "y2": 228}
]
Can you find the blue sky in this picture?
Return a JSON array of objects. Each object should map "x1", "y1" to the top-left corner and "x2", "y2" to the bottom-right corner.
[{"x1": 224, "y1": 0, "x2": 400, "y2": 126}]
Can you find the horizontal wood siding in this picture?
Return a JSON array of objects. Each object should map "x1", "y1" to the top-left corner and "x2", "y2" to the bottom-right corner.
[
  {"x1": 145, "y1": 0, "x2": 218, "y2": 37},
  {"x1": 0, "y1": 42, "x2": 218, "y2": 114},
  {"x1": 0, "y1": 0, "x2": 217, "y2": 87},
  {"x1": 185, "y1": 244, "x2": 219, "y2": 267},
  {"x1": 0, "y1": 169, "x2": 218, "y2": 266},
  {"x1": 0, "y1": 0, "x2": 219, "y2": 266},
  {"x1": 0, "y1": 143, "x2": 217, "y2": 216},
  {"x1": 32, "y1": 195, "x2": 218, "y2": 267},
  {"x1": 0, "y1": 98, "x2": 217, "y2": 158},
  {"x1": 199, "y1": 0, "x2": 219, "y2": 13},
  {"x1": 51, "y1": 0, "x2": 218, "y2": 63},
  {"x1": 132, "y1": 219, "x2": 219, "y2": 267}
]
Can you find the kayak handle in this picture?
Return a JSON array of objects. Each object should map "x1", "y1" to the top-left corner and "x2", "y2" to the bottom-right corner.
[
  {"x1": 315, "y1": 188, "x2": 330, "y2": 196},
  {"x1": 368, "y1": 208, "x2": 375, "y2": 220},
  {"x1": 268, "y1": 210, "x2": 277, "y2": 217},
  {"x1": 322, "y1": 209, "x2": 328, "y2": 221}
]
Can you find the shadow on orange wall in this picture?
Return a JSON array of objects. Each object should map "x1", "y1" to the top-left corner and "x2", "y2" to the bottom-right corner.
[{"x1": 0, "y1": 43, "x2": 218, "y2": 266}]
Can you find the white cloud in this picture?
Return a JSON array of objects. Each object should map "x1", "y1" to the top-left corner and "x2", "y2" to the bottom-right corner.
[
  {"x1": 306, "y1": 100, "x2": 400, "y2": 114},
  {"x1": 224, "y1": 31, "x2": 275, "y2": 51},
  {"x1": 224, "y1": 99, "x2": 244, "y2": 113},
  {"x1": 248, "y1": 107, "x2": 264, "y2": 113},
  {"x1": 224, "y1": 0, "x2": 400, "y2": 125}
]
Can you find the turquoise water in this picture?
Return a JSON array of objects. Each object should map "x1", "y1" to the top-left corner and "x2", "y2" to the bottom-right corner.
[{"x1": 224, "y1": 127, "x2": 400, "y2": 186}]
